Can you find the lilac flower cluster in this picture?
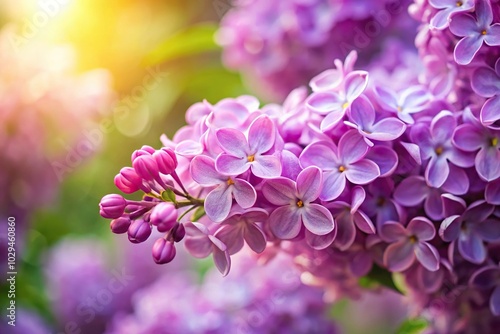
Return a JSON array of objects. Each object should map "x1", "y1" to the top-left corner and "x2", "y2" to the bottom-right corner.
[
  {"x1": 106, "y1": 252, "x2": 339, "y2": 334},
  {"x1": 217, "y1": 0, "x2": 417, "y2": 101},
  {"x1": 99, "y1": 0, "x2": 500, "y2": 331}
]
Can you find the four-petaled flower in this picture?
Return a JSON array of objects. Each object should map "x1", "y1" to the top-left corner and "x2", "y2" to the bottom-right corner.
[
  {"x1": 429, "y1": 0, "x2": 474, "y2": 30},
  {"x1": 215, "y1": 115, "x2": 282, "y2": 178},
  {"x1": 300, "y1": 130, "x2": 380, "y2": 201},
  {"x1": 471, "y1": 58, "x2": 500, "y2": 128},
  {"x1": 184, "y1": 222, "x2": 231, "y2": 276},
  {"x1": 411, "y1": 110, "x2": 474, "y2": 188},
  {"x1": 381, "y1": 217, "x2": 440, "y2": 272},
  {"x1": 449, "y1": 0, "x2": 500, "y2": 65},
  {"x1": 306, "y1": 71, "x2": 369, "y2": 131},
  {"x1": 440, "y1": 199, "x2": 500, "y2": 264},
  {"x1": 191, "y1": 155, "x2": 256, "y2": 222},
  {"x1": 262, "y1": 166, "x2": 335, "y2": 247},
  {"x1": 216, "y1": 208, "x2": 268, "y2": 255}
]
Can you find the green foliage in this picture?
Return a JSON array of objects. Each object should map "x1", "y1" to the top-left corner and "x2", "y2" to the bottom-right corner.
[
  {"x1": 396, "y1": 318, "x2": 428, "y2": 334},
  {"x1": 161, "y1": 189, "x2": 177, "y2": 203},
  {"x1": 146, "y1": 23, "x2": 220, "y2": 65},
  {"x1": 359, "y1": 264, "x2": 402, "y2": 293},
  {"x1": 191, "y1": 206, "x2": 206, "y2": 222}
]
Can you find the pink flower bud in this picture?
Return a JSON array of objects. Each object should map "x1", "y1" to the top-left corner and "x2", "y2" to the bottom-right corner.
[
  {"x1": 114, "y1": 167, "x2": 143, "y2": 194},
  {"x1": 131, "y1": 145, "x2": 155, "y2": 161},
  {"x1": 171, "y1": 223, "x2": 185, "y2": 242},
  {"x1": 128, "y1": 219, "x2": 152, "y2": 243},
  {"x1": 153, "y1": 148, "x2": 178, "y2": 175},
  {"x1": 151, "y1": 202, "x2": 178, "y2": 232},
  {"x1": 99, "y1": 194, "x2": 127, "y2": 219},
  {"x1": 110, "y1": 216, "x2": 131, "y2": 234},
  {"x1": 132, "y1": 155, "x2": 159, "y2": 182},
  {"x1": 152, "y1": 238, "x2": 176, "y2": 264}
]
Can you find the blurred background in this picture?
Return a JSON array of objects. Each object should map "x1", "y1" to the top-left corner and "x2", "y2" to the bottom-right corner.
[{"x1": 0, "y1": 0, "x2": 409, "y2": 333}]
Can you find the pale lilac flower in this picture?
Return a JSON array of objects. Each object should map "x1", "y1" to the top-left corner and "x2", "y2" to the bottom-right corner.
[
  {"x1": 215, "y1": 115, "x2": 282, "y2": 178},
  {"x1": 440, "y1": 199, "x2": 500, "y2": 263},
  {"x1": 184, "y1": 222, "x2": 231, "y2": 276},
  {"x1": 470, "y1": 264, "x2": 500, "y2": 315},
  {"x1": 453, "y1": 108, "x2": 500, "y2": 181},
  {"x1": 471, "y1": 59, "x2": 500, "y2": 128},
  {"x1": 306, "y1": 71, "x2": 369, "y2": 131},
  {"x1": 345, "y1": 95, "x2": 406, "y2": 146},
  {"x1": 216, "y1": 208, "x2": 267, "y2": 254},
  {"x1": 411, "y1": 110, "x2": 474, "y2": 188},
  {"x1": 381, "y1": 217, "x2": 440, "y2": 272},
  {"x1": 300, "y1": 130, "x2": 380, "y2": 201},
  {"x1": 375, "y1": 85, "x2": 431, "y2": 124},
  {"x1": 191, "y1": 155, "x2": 256, "y2": 222},
  {"x1": 262, "y1": 166, "x2": 335, "y2": 245},
  {"x1": 327, "y1": 186, "x2": 376, "y2": 251},
  {"x1": 429, "y1": 0, "x2": 474, "y2": 29},
  {"x1": 449, "y1": 0, "x2": 500, "y2": 65}
]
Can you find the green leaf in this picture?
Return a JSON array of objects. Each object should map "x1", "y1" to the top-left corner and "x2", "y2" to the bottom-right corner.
[
  {"x1": 396, "y1": 318, "x2": 428, "y2": 334},
  {"x1": 145, "y1": 23, "x2": 220, "y2": 65},
  {"x1": 161, "y1": 189, "x2": 177, "y2": 203},
  {"x1": 360, "y1": 264, "x2": 402, "y2": 293},
  {"x1": 191, "y1": 206, "x2": 206, "y2": 222}
]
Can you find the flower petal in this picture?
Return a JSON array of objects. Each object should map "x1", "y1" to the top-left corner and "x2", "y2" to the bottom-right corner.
[
  {"x1": 470, "y1": 265, "x2": 500, "y2": 289},
  {"x1": 345, "y1": 71, "x2": 369, "y2": 101},
  {"x1": 252, "y1": 154, "x2": 282, "y2": 178},
  {"x1": 268, "y1": 206, "x2": 302, "y2": 239},
  {"x1": 366, "y1": 146, "x2": 398, "y2": 177},
  {"x1": 190, "y1": 155, "x2": 225, "y2": 185},
  {"x1": 408, "y1": 217, "x2": 436, "y2": 241},
  {"x1": 320, "y1": 171, "x2": 346, "y2": 201},
  {"x1": 439, "y1": 215, "x2": 461, "y2": 242},
  {"x1": 481, "y1": 95, "x2": 500, "y2": 127},
  {"x1": 485, "y1": 179, "x2": 500, "y2": 205},
  {"x1": 368, "y1": 118, "x2": 406, "y2": 141},
  {"x1": 205, "y1": 185, "x2": 233, "y2": 222},
  {"x1": 212, "y1": 247, "x2": 231, "y2": 276},
  {"x1": 248, "y1": 115, "x2": 275, "y2": 154},
  {"x1": 384, "y1": 241, "x2": 416, "y2": 272},
  {"x1": 334, "y1": 212, "x2": 356, "y2": 251},
  {"x1": 244, "y1": 223, "x2": 267, "y2": 254},
  {"x1": 302, "y1": 203, "x2": 335, "y2": 236},
  {"x1": 306, "y1": 91, "x2": 343, "y2": 115},
  {"x1": 485, "y1": 24, "x2": 500, "y2": 46},
  {"x1": 216, "y1": 128, "x2": 247, "y2": 157},
  {"x1": 320, "y1": 108, "x2": 346, "y2": 131},
  {"x1": 262, "y1": 177, "x2": 296, "y2": 205},
  {"x1": 415, "y1": 242, "x2": 440, "y2": 271},
  {"x1": 449, "y1": 13, "x2": 479, "y2": 36},
  {"x1": 216, "y1": 225, "x2": 244, "y2": 255},
  {"x1": 471, "y1": 67, "x2": 500, "y2": 98},
  {"x1": 491, "y1": 286, "x2": 500, "y2": 316},
  {"x1": 425, "y1": 156, "x2": 450, "y2": 188},
  {"x1": 353, "y1": 211, "x2": 376, "y2": 234},
  {"x1": 305, "y1": 229, "x2": 336, "y2": 250},
  {"x1": 348, "y1": 95, "x2": 375, "y2": 128},
  {"x1": 300, "y1": 142, "x2": 339, "y2": 170},
  {"x1": 380, "y1": 221, "x2": 407, "y2": 243},
  {"x1": 232, "y1": 179, "x2": 257, "y2": 208},
  {"x1": 345, "y1": 159, "x2": 380, "y2": 185},
  {"x1": 296, "y1": 166, "x2": 322, "y2": 202},
  {"x1": 476, "y1": 147, "x2": 500, "y2": 181},
  {"x1": 394, "y1": 176, "x2": 429, "y2": 206},
  {"x1": 458, "y1": 232, "x2": 487, "y2": 264},
  {"x1": 216, "y1": 154, "x2": 249, "y2": 175},
  {"x1": 339, "y1": 130, "x2": 369, "y2": 163},
  {"x1": 454, "y1": 35, "x2": 484, "y2": 65}
]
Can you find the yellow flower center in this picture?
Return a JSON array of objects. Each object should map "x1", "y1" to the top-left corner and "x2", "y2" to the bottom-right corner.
[
  {"x1": 435, "y1": 146, "x2": 444, "y2": 156},
  {"x1": 342, "y1": 102, "x2": 349, "y2": 109},
  {"x1": 409, "y1": 235, "x2": 418, "y2": 244},
  {"x1": 397, "y1": 106, "x2": 403, "y2": 112},
  {"x1": 296, "y1": 200, "x2": 304, "y2": 208},
  {"x1": 338, "y1": 165, "x2": 346, "y2": 172},
  {"x1": 482, "y1": 30, "x2": 487, "y2": 35},
  {"x1": 456, "y1": 1, "x2": 463, "y2": 6},
  {"x1": 492, "y1": 137, "x2": 499, "y2": 147},
  {"x1": 227, "y1": 178, "x2": 235, "y2": 186},
  {"x1": 247, "y1": 155, "x2": 255, "y2": 162}
]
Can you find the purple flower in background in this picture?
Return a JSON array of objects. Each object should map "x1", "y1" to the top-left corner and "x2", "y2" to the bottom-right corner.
[
  {"x1": 184, "y1": 222, "x2": 231, "y2": 276},
  {"x1": 262, "y1": 166, "x2": 335, "y2": 245},
  {"x1": 453, "y1": 108, "x2": 500, "y2": 181},
  {"x1": 411, "y1": 110, "x2": 474, "y2": 188},
  {"x1": 471, "y1": 59, "x2": 500, "y2": 128},
  {"x1": 470, "y1": 264, "x2": 500, "y2": 315},
  {"x1": 449, "y1": 0, "x2": 500, "y2": 65},
  {"x1": 429, "y1": 0, "x2": 474, "y2": 29},
  {"x1": 381, "y1": 217, "x2": 440, "y2": 272},
  {"x1": 216, "y1": 208, "x2": 267, "y2": 255},
  {"x1": 306, "y1": 71, "x2": 369, "y2": 131},
  {"x1": 215, "y1": 115, "x2": 282, "y2": 178},
  {"x1": 300, "y1": 130, "x2": 380, "y2": 201},
  {"x1": 362, "y1": 178, "x2": 404, "y2": 228},
  {"x1": 440, "y1": 199, "x2": 499, "y2": 263},
  {"x1": 345, "y1": 95, "x2": 406, "y2": 146},
  {"x1": 375, "y1": 85, "x2": 431, "y2": 124},
  {"x1": 327, "y1": 186, "x2": 376, "y2": 251},
  {"x1": 191, "y1": 155, "x2": 256, "y2": 222}
]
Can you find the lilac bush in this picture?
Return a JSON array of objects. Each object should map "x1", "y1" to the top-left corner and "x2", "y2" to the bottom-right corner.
[{"x1": 98, "y1": 0, "x2": 500, "y2": 332}]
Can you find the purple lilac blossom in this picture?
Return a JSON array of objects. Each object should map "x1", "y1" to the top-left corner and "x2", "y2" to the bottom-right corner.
[{"x1": 98, "y1": 1, "x2": 500, "y2": 328}]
